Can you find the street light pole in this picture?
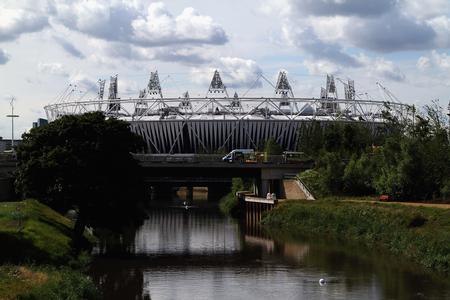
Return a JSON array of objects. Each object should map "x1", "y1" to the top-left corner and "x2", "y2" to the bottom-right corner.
[{"x1": 6, "y1": 97, "x2": 19, "y2": 150}]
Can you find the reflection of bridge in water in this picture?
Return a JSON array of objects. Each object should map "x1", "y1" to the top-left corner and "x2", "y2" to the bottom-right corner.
[{"x1": 134, "y1": 208, "x2": 241, "y2": 255}]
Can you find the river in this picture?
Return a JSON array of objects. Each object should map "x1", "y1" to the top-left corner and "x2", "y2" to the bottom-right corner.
[{"x1": 89, "y1": 194, "x2": 450, "y2": 300}]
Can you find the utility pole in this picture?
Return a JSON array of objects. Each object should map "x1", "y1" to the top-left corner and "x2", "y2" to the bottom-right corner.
[{"x1": 6, "y1": 97, "x2": 19, "y2": 150}]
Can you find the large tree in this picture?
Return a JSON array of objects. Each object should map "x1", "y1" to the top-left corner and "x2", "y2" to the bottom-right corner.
[{"x1": 15, "y1": 112, "x2": 145, "y2": 243}]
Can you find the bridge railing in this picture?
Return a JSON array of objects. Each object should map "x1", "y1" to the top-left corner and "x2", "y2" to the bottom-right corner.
[
  {"x1": 132, "y1": 153, "x2": 297, "y2": 164},
  {"x1": 132, "y1": 153, "x2": 224, "y2": 163}
]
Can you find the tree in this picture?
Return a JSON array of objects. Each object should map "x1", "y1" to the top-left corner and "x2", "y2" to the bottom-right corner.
[
  {"x1": 375, "y1": 101, "x2": 450, "y2": 200},
  {"x1": 15, "y1": 112, "x2": 145, "y2": 245},
  {"x1": 263, "y1": 138, "x2": 283, "y2": 155},
  {"x1": 343, "y1": 153, "x2": 378, "y2": 195}
]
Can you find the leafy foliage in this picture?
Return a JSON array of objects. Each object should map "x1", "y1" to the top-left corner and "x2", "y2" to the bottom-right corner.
[
  {"x1": 15, "y1": 112, "x2": 146, "y2": 241},
  {"x1": 297, "y1": 101, "x2": 450, "y2": 201},
  {"x1": 219, "y1": 178, "x2": 251, "y2": 216}
]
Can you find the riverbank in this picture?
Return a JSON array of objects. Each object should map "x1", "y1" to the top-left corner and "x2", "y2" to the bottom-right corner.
[
  {"x1": 262, "y1": 200, "x2": 450, "y2": 274},
  {"x1": 0, "y1": 199, "x2": 98, "y2": 299}
]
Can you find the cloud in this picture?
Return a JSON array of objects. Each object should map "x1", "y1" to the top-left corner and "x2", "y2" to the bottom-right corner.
[
  {"x1": 53, "y1": 1, "x2": 227, "y2": 47},
  {"x1": 152, "y1": 48, "x2": 212, "y2": 65},
  {"x1": 358, "y1": 55, "x2": 405, "y2": 82},
  {"x1": 87, "y1": 39, "x2": 212, "y2": 66},
  {"x1": 290, "y1": 0, "x2": 395, "y2": 17},
  {"x1": 53, "y1": 36, "x2": 85, "y2": 58},
  {"x1": 0, "y1": 7, "x2": 49, "y2": 41},
  {"x1": 303, "y1": 59, "x2": 341, "y2": 75},
  {"x1": 69, "y1": 72, "x2": 98, "y2": 91},
  {"x1": 401, "y1": 0, "x2": 450, "y2": 20},
  {"x1": 0, "y1": 48, "x2": 10, "y2": 64},
  {"x1": 191, "y1": 57, "x2": 262, "y2": 89},
  {"x1": 417, "y1": 50, "x2": 450, "y2": 71},
  {"x1": 38, "y1": 62, "x2": 69, "y2": 77},
  {"x1": 283, "y1": 25, "x2": 361, "y2": 67},
  {"x1": 263, "y1": 0, "x2": 450, "y2": 57},
  {"x1": 346, "y1": 11, "x2": 436, "y2": 52},
  {"x1": 416, "y1": 56, "x2": 431, "y2": 71},
  {"x1": 427, "y1": 16, "x2": 450, "y2": 48}
]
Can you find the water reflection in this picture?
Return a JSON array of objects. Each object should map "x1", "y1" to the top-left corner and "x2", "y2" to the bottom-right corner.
[
  {"x1": 90, "y1": 201, "x2": 450, "y2": 300},
  {"x1": 134, "y1": 208, "x2": 240, "y2": 255}
]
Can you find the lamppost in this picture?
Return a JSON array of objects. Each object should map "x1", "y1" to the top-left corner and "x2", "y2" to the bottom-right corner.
[{"x1": 6, "y1": 97, "x2": 19, "y2": 150}]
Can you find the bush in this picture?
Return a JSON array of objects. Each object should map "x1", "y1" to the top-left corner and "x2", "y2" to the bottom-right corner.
[
  {"x1": 343, "y1": 153, "x2": 378, "y2": 195},
  {"x1": 219, "y1": 178, "x2": 250, "y2": 216},
  {"x1": 440, "y1": 179, "x2": 450, "y2": 201},
  {"x1": 298, "y1": 170, "x2": 329, "y2": 198}
]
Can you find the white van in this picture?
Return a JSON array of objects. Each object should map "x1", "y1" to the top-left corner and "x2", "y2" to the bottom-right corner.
[{"x1": 222, "y1": 149, "x2": 254, "y2": 163}]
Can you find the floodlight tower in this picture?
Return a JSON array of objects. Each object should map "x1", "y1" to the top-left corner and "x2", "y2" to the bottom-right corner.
[{"x1": 6, "y1": 97, "x2": 19, "y2": 150}]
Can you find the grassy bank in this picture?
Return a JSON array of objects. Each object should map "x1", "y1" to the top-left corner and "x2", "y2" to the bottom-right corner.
[
  {"x1": 0, "y1": 200, "x2": 98, "y2": 299},
  {"x1": 0, "y1": 199, "x2": 94, "y2": 263},
  {"x1": 262, "y1": 200, "x2": 450, "y2": 273},
  {"x1": 0, "y1": 265, "x2": 97, "y2": 300}
]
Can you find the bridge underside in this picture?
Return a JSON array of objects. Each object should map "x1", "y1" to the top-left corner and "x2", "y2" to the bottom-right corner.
[
  {"x1": 140, "y1": 161, "x2": 310, "y2": 197},
  {"x1": 131, "y1": 119, "x2": 379, "y2": 154}
]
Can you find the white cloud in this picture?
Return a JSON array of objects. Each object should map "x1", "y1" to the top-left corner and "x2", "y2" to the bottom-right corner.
[
  {"x1": 0, "y1": 7, "x2": 48, "y2": 41},
  {"x1": 69, "y1": 72, "x2": 98, "y2": 91},
  {"x1": 402, "y1": 0, "x2": 450, "y2": 20},
  {"x1": 191, "y1": 57, "x2": 262, "y2": 88},
  {"x1": 0, "y1": 48, "x2": 10, "y2": 64},
  {"x1": 53, "y1": 1, "x2": 227, "y2": 47},
  {"x1": 417, "y1": 50, "x2": 450, "y2": 71},
  {"x1": 86, "y1": 38, "x2": 213, "y2": 66},
  {"x1": 38, "y1": 62, "x2": 69, "y2": 77},
  {"x1": 427, "y1": 16, "x2": 450, "y2": 48},
  {"x1": 262, "y1": 0, "x2": 450, "y2": 58},
  {"x1": 417, "y1": 56, "x2": 431, "y2": 70},
  {"x1": 303, "y1": 59, "x2": 341, "y2": 75},
  {"x1": 357, "y1": 55, "x2": 405, "y2": 82},
  {"x1": 371, "y1": 58, "x2": 405, "y2": 82}
]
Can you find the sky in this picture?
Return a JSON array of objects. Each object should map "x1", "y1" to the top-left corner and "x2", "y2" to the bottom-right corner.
[{"x1": 1, "y1": 0, "x2": 450, "y2": 138}]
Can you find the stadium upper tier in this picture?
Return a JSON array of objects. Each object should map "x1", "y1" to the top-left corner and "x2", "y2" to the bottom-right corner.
[
  {"x1": 44, "y1": 70, "x2": 412, "y2": 123},
  {"x1": 44, "y1": 70, "x2": 413, "y2": 153}
]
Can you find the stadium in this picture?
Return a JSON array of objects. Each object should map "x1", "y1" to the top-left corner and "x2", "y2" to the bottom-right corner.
[{"x1": 44, "y1": 70, "x2": 412, "y2": 153}]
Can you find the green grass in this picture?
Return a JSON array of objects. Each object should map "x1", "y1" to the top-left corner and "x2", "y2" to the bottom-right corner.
[
  {"x1": 0, "y1": 200, "x2": 98, "y2": 299},
  {"x1": 0, "y1": 199, "x2": 95, "y2": 264},
  {"x1": 0, "y1": 265, "x2": 98, "y2": 300},
  {"x1": 262, "y1": 200, "x2": 450, "y2": 273}
]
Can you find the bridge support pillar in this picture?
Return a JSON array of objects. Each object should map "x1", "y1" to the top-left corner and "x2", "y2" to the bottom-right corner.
[
  {"x1": 254, "y1": 179, "x2": 270, "y2": 197},
  {"x1": 186, "y1": 186, "x2": 193, "y2": 202}
]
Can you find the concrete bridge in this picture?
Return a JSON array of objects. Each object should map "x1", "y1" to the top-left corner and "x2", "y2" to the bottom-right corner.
[
  {"x1": 135, "y1": 154, "x2": 312, "y2": 198},
  {"x1": 0, "y1": 153, "x2": 312, "y2": 200}
]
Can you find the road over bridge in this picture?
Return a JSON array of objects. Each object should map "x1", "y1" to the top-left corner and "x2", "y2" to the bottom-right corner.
[
  {"x1": 134, "y1": 154, "x2": 313, "y2": 197},
  {"x1": 0, "y1": 154, "x2": 313, "y2": 200}
]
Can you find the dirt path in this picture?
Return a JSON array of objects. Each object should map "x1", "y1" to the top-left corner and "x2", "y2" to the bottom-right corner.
[{"x1": 346, "y1": 200, "x2": 450, "y2": 209}]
